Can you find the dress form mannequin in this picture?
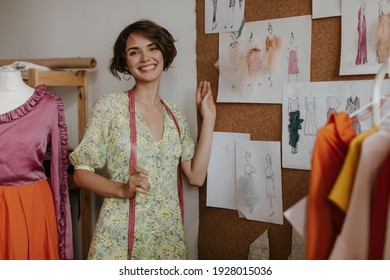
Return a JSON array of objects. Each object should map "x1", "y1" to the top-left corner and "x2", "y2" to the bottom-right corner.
[{"x1": 0, "y1": 66, "x2": 35, "y2": 114}]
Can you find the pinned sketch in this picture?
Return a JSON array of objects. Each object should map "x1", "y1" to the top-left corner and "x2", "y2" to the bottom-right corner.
[
  {"x1": 205, "y1": 0, "x2": 245, "y2": 34},
  {"x1": 282, "y1": 79, "x2": 390, "y2": 170},
  {"x1": 218, "y1": 15, "x2": 311, "y2": 104},
  {"x1": 206, "y1": 131, "x2": 250, "y2": 210},
  {"x1": 340, "y1": 0, "x2": 390, "y2": 75},
  {"x1": 312, "y1": 0, "x2": 341, "y2": 19},
  {"x1": 236, "y1": 140, "x2": 283, "y2": 224}
]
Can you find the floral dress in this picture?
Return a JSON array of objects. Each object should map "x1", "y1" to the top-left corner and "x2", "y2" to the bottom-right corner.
[{"x1": 69, "y1": 92, "x2": 195, "y2": 260}]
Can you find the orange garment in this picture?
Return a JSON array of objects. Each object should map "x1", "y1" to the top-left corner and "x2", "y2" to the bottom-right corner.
[
  {"x1": 0, "y1": 180, "x2": 59, "y2": 260},
  {"x1": 306, "y1": 113, "x2": 356, "y2": 259}
]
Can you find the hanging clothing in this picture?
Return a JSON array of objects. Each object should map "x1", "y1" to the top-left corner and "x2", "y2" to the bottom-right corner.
[
  {"x1": 328, "y1": 126, "x2": 378, "y2": 212},
  {"x1": 368, "y1": 151, "x2": 390, "y2": 259},
  {"x1": 329, "y1": 129, "x2": 390, "y2": 259},
  {"x1": 69, "y1": 92, "x2": 195, "y2": 260},
  {"x1": 306, "y1": 113, "x2": 356, "y2": 260},
  {"x1": 0, "y1": 85, "x2": 72, "y2": 260}
]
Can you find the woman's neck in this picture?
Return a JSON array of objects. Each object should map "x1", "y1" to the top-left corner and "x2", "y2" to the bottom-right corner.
[{"x1": 133, "y1": 82, "x2": 161, "y2": 105}]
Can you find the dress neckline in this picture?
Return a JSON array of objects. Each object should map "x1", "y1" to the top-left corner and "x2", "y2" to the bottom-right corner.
[{"x1": 0, "y1": 84, "x2": 46, "y2": 124}]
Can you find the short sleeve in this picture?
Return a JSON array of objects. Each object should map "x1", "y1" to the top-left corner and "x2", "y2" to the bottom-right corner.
[{"x1": 69, "y1": 94, "x2": 112, "y2": 171}]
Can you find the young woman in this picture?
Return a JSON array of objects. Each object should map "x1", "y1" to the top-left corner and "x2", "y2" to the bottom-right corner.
[{"x1": 69, "y1": 19, "x2": 216, "y2": 260}]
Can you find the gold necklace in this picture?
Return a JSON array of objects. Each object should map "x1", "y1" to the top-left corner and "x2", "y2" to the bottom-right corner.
[{"x1": 135, "y1": 97, "x2": 161, "y2": 109}]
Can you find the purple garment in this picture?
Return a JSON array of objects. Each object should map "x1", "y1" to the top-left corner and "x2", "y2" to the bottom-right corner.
[{"x1": 0, "y1": 85, "x2": 73, "y2": 260}]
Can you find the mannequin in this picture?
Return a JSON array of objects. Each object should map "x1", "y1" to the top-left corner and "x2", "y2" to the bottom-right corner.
[
  {"x1": 0, "y1": 66, "x2": 34, "y2": 114},
  {"x1": 0, "y1": 66, "x2": 73, "y2": 260}
]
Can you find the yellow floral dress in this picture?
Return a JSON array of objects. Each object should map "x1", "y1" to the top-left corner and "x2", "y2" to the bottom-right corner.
[{"x1": 69, "y1": 92, "x2": 195, "y2": 259}]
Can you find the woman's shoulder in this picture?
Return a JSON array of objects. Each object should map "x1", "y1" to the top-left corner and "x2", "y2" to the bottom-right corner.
[{"x1": 93, "y1": 91, "x2": 128, "y2": 109}]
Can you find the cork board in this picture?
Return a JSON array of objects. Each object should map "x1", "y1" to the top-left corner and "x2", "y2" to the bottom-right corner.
[{"x1": 196, "y1": 0, "x2": 374, "y2": 260}]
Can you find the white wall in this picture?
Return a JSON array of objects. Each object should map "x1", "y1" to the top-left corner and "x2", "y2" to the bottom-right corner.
[{"x1": 0, "y1": 0, "x2": 199, "y2": 259}]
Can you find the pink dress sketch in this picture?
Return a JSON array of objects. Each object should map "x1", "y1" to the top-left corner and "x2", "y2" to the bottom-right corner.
[
  {"x1": 376, "y1": 0, "x2": 390, "y2": 63},
  {"x1": 355, "y1": 1, "x2": 368, "y2": 65},
  {"x1": 287, "y1": 32, "x2": 299, "y2": 82}
]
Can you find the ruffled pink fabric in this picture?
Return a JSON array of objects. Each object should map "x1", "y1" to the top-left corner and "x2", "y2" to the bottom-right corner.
[{"x1": 0, "y1": 85, "x2": 73, "y2": 259}]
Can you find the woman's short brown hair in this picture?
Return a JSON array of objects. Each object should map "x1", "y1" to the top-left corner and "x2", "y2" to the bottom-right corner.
[{"x1": 109, "y1": 19, "x2": 177, "y2": 80}]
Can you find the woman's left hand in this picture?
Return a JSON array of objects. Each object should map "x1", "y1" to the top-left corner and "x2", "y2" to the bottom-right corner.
[{"x1": 196, "y1": 80, "x2": 216, "y2": 123}]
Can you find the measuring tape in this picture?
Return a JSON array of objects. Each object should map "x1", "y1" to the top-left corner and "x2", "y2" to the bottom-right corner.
[{"x1": 127, "y1": 88, "x2": 184, "y2": 259}]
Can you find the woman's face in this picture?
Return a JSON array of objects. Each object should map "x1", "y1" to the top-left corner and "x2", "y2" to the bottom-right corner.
[{"x1": 125, "y1": 32, "x2": 164, "y2": 83}]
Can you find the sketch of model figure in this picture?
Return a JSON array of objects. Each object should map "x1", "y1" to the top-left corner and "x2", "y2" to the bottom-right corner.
[
  {"x1": 355, "y1": 0, "x2": 368, "y2": 65},
  {"x1": 346, "y1": 95, "x2": 362, "y2": 134},
  {"x1": 223, "y1": 144, "x2": 235, "y2": 203},
  {"x1": 265, "y1": 23, "x2": 282, "y2": 87},
  {"x1": 326, "y1": 94, "x2": 341, "y2": 121},
  {"x1": 237, "y1": 152, "x2": 259, "y2": 214},
  {"x1": 264, "y1": 153, "x2": 275, "y2": 217},
  {"x1": 288, "y1": 89, "x2": 304, "y2": 154},
  {"x1": 241, "y1": 31, "x2": 263, "y2": 97},
  {"x1": 227, "y1": 40, "x2": 242, "y2": 89},
  {"x1": 376, "y1": 0, "x2": 390, "y2": 63},
  {"x1": 303, "y1": 93, "x2": 318, "y2": 136},
  {"x1": 212, "y1": 0, "x2": 218, "y2": 30},
  {"x1": 225, "y1": 0, "x2": 237, "y2": 30},
  {"x1": 287, "y1": 32, "x2": 299, "y2": 82}
]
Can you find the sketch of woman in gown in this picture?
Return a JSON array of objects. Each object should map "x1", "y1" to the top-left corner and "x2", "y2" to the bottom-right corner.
[
  {"x1": 287, "y1": 32, "x2": 299, "y2": 82},
  {"x1": 227, "y1": 40, "x2": 242, "y2": 89},
  {"x1": 288, "y1": 89, "x2": 304, "y2": 154},
  {"x1": 355, "y1": 0, "x2": 368, "y2": 65},
  {"x1": 376, "y1": 0, "x2": 390, "y2": 63},
  {"x1": 265, "y1": 23, "x2": 282, "y2": 87},
  {"x1": 264, "y1": 153, "x2": 275, "y2": 217},
  {"x1": 237, "y1": 152, "x2": 259, "y2": 214},
  {"x1": 303, "y1": 92, "x2": 318, "y2": 136}
]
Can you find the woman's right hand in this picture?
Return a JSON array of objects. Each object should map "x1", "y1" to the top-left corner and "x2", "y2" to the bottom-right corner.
[{"x1": 119, "y1": 167, "x2": 150, "y2": 198}]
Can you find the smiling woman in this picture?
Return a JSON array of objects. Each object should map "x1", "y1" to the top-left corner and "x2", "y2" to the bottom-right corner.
[{"x1": 69, "y1": 19, "x2": 216, "y2": 260}]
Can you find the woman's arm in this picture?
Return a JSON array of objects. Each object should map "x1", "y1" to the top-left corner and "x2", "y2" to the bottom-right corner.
[
  {"x1": 73, "y1": 167, "x2": 150, "y2": 198},
  {"x1": 182, "y1": 81, "x2": 216, "y2": 187}
]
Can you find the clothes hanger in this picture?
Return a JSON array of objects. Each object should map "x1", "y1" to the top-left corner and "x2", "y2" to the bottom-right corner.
[{"x1": 349, "y1": 57, "x2": 390, "y2": 125}]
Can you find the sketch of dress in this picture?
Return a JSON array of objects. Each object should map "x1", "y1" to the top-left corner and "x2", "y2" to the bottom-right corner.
[
  {"x1": 212, "y1": 0, "x2": 218, "y2": 30},
  {"x1": 264, "y1": 153, "x2": 275, "y2": 217},
  {"x1": 355, "y1": 1, "x2": 368, "y2": 65},
  {"x1": 376, "y1": 0, "x2": 390, "y2": 63},
  {"x1": 288, "y1": 95, "x2": 304, "y2": 154},
  {"x1": 326, "y1": 95, "x2": 341, "y2": 121},
  {"x1": 345, "y1": 95, "x2": 362, "y2": 135},
  {"x1": 237, "y1": 152, "x2": 259, "y2": 214},
  {"x1": 287, "y1": 32, "x2": 299, "y2": 82},
  {"x1": 303, "y1": 95, "x2": 318, "y2": 136}
]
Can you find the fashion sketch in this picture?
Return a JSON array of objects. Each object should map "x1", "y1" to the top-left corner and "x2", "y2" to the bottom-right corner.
[
  {"x1": 355, "y1": 0, "x2": 368, "y2": 65},
  {"x1": 303, "y1": 92, "x2": 318, "y2": 136},
  {"x1": 345, "y1": 95, "x2": 362, "y2": 134},
  {"x1": 287, "y1": 32, "x2": 299, "y2": 82},
  {"x1": 265, "y1": 23, "x2": 282, "y2": 87},
  {"x1": 237, "y1": 152, "x2": 259, "y2": 214},
  {"x1": 326, "y1": 94, "x2": 341, "y2": 121},
  {"x1": 264, "y1": 153, "x2": 275, "y2": 217},
  {"x1": 376, "y1": 0, "x2": 390, "y2": 63},
  {"x1": 288, "y1": 90, "x2": 304, "y2": 154},
  {"x1": 205, "y1": 0, "x2": 245, "y2": 34},
  {"x1": 227, "y1": 40, "x2": 243, "y2": 89}
]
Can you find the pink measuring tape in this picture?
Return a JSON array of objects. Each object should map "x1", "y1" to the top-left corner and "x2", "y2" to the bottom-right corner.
[{"x1": 127, "y1": 88, "x2": 184, "y2": 259}]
